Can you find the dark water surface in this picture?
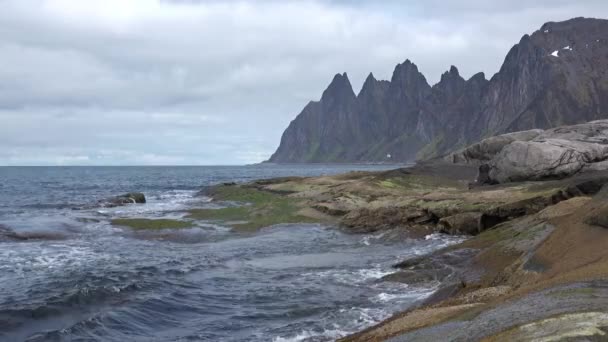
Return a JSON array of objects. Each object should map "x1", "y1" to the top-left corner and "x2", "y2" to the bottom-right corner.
[{"x1": 0, "y1": 165, "x2": 463, "y2": 341}]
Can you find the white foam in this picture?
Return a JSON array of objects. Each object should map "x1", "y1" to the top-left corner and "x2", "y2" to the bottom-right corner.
[
  {"x1": 424, "y1": 233, "x2": 441, "y2": 240},
  {"x1": 358, "y1": 267, "x2": 394, "y2": 280},
  {"x1": 306, "y1": 266, "x2": 396, "y2": 285},
  {"x1": 551, "y1": 50, "x2": 559, "y2": 57},
  {"x1": 0, "y1": 243, "x2": 117, "y2": 276},
  {"x1": 373, "y1": 286, "x2": 437, "y2": 304},
  {"x1": 418, "y1": 234, "x2": 467, "y2": 252},
  {"x1": 544, "y1": 29, "x2": 549, "y2": 33},
  {"x1": 356, "y1": 307, "x2": 391, "y2": 325},
  {"x1": 563, "y1": 45, "x2": 572, "y2": 51},
  {"x1": 376, "y1": 292, "x2": 405, "y2": 302},
  {"x1": 98, "y1": 190, "x2": 199, "y2": 217},
  {"x1": 360, "y1": 231, "x2": 389, "y2": 246}
]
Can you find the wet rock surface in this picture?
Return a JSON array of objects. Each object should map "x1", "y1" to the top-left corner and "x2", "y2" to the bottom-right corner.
[{"x1": 386, "y1": 249, "x2": 480, "y2": 292}]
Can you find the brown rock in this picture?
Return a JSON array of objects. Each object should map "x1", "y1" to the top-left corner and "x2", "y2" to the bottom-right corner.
[
  {"x1": 438, "y1": 212, "x2": 484, "y2": 235},
  {"x1": 340, "y1": 207, "x2": 431, "y2": 233}
]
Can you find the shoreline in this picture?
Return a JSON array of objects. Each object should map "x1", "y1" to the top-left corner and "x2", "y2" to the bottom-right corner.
[
  {"x1": 193, "y1": 160, "x2": 608, "y2": 340},
  {"x1": 5, "y1": 160, "x2": 608, "y2": 340}
]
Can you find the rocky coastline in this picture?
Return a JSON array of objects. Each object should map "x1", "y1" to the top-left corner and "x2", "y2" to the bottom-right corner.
[
  {"x1": 68, "y1": 120, "x2": 608, "y2": 340},
  {"x1": 189, "y1": 120, "x2": 608, "y2": 341}
]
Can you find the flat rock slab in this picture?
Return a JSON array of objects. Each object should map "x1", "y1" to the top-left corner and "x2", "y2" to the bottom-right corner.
[{"x1": 387, "y1": 280, "x2": 608, "y2": 342}]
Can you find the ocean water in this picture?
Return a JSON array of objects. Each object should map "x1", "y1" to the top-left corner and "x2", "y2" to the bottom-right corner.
[{"x1": 0, "y1": 165, "x2": 464, "y2": 341}]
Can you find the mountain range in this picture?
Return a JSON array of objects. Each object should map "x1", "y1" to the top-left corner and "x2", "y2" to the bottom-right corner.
[{"x1": 268, "y1": 17, "x2": 608, "y2": 163}]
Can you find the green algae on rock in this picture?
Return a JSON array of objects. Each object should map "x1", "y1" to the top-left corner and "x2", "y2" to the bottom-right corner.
[{"x1": 188, "y1": 185, "x2": 320, "y2": 231}]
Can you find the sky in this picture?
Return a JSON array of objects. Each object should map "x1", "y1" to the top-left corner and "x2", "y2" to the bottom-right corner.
[{"x1": 1, "y1": 0, "x2": 608, "y2": 165}]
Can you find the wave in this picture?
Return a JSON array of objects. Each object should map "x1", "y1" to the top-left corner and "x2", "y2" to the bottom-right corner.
[
  {"x1": 0, "y1": 280, "x2": 142, "y2": 341},
  {"x1": 273, "y1": 328, "x2": 349, "y2": 342}
]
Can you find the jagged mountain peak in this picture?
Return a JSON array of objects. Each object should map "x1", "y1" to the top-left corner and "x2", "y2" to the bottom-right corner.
[
  {"x1": 329, "y1": 72, "x2": 351, "y2": 86},
  {"x1": 449, "y1": 65, "x2": 460, "y2": 76},
  {"x1": 468, "y1": 72, "x2": 487, "y2": 83},
  {"x1": 390, "y1": 59, "x2": 431, "y2": 97},
  {"x1": 392, "y1": 59, "x2": 422, "y2": 77},
  {"x1": 357, "y1": 72, "x2": 390, "y2": 105},
  {"x1": 360, "y1": 72, "x2": 377, "y2": 90},
  {"x1": 437, "y1": 65, "x2": 464, "y2": 85},
  {"x1": 321, "y1": 72, "x2": 355, "y2": 101}
]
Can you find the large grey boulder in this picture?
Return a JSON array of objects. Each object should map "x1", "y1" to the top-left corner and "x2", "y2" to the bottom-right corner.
[
  {"x1": 487, "y1": 121, "x2": 608, "y2": 183},
  {"x1": 446, "y1": 129, "x2": 543, "y2": 165},
  {"x1": 489, "y1": 138, "x2": 608, "y2": 182}
]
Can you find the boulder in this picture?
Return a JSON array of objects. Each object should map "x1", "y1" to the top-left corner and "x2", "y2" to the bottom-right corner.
[
  {"x1": 488, "y1": 138, "x2": 608, "y2": 183},
  {"x1": 446, "y1": 129, "x2": 543, "y2": 165},
  {"x1": 447, "y1": 121, "x2": 608, "y2": 183},
  {"x1": 102, "y1": 192, "x2": 146, "y2": 207}
]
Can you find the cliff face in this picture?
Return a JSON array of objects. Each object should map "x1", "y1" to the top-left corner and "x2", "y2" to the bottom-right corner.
[{"x1": 268, "y1": 17, "x2": 608, "y2": 163}]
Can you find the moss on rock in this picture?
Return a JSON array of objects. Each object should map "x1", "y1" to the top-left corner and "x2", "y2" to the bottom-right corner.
[{"x1": 188, "y1": 185, "x2": 320, "y2": 231}]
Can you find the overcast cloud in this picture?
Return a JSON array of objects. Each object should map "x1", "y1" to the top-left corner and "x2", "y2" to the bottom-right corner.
[{"x1": 1, "y1": 0, "x2": 607, "y2": 165}]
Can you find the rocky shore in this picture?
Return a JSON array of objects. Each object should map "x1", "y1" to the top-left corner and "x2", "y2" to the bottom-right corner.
[
  {"x1": 84, "y1": 120, "x2": 608, "y2": 340},
  {"x1": 186, "y1": 120, "x2": 608, "y2": 341}
]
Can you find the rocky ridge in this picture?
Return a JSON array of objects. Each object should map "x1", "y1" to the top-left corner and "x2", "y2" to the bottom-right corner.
[{"x1": 269, "y1": 17, "x2": 608, "y2": 163}]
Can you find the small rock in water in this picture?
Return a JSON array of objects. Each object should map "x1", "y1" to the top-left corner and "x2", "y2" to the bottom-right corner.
[{"x1": 101, "y1": 192, "x2": 146, "y2": 207}]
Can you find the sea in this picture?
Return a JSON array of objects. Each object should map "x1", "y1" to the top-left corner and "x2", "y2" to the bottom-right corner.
[{"x1": 0, "y1": 165, "x2": 464, "y2": 342}]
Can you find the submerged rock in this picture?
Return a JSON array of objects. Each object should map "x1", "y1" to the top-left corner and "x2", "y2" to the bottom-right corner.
[
  {"x1": 0, "y1": 224, "x2": 69, "y2": 241},
  {"x1": 0, "y1": 224, "x2": 17, "y2": 242}
]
